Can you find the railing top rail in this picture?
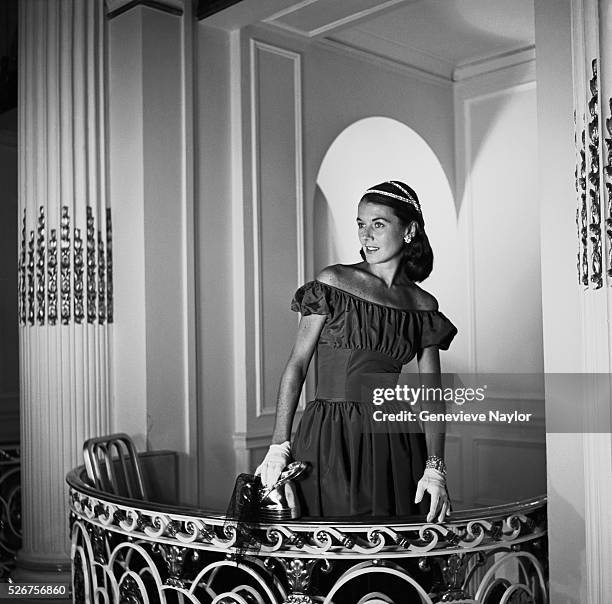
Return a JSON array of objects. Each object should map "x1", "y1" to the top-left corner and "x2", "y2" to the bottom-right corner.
[{"x1": 67, "y1": 463, "x2": 546, "y2": 532}]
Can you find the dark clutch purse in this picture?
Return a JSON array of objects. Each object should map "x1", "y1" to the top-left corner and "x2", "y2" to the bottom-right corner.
[{"x1": 226, "y1": 461, "x2": 308, "y2": 523}]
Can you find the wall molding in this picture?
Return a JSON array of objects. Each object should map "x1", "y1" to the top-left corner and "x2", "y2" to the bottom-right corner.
[
  {"x1": 249, "y1": 38, "x2": 304, "y2": 419},
  {"x1": 456, "y1": 78, "x2": 537, "y2": 373},
  {"x1": 293, "y1": 36, "x2": 535, "y2": 90},
  {"x1": 264, "y1": 0, "x2": 407, "y2": 38},
  {"x1": 453, "y1": 46, "x2": 536, "y2": 82},
  {"x1": 326, "y1": 29, "x2": 455, "y2": 81},
  {"x1": 315, "y1": 37, "x2": 453, "y2": 88}
]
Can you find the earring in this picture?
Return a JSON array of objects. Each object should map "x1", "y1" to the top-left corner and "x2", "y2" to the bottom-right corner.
[{"x1": 403, "y1": 235, "x2": 412, "y2": 244}]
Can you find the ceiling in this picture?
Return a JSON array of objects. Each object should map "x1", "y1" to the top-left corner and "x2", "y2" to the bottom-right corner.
[{"x1": 204, "y1": 0, "x2": 536, "y2": 81}]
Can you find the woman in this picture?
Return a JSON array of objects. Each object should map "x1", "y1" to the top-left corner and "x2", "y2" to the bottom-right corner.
[{"x1": 256, "y1": 181, "x2": 457, "y2": 521}]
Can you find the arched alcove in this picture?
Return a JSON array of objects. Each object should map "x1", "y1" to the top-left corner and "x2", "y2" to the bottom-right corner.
[
  {"x1": 313, "y1": 116, "x2": 466, "y2": 371},
  {"x1": 311, "y1": 116, "x2": 545, "y2": 509}
]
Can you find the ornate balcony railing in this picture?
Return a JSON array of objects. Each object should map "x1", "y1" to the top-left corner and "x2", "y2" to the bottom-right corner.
[
  {"x1": 0, "y1": 445, "x2": 21, "y2": 579},
  {"x1": 67, "y1": 464, "x2": 548, "y2": 604}
]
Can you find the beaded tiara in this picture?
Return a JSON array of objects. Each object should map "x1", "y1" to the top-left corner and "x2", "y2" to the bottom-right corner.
[{"x1": 364, "y1": 181, "x2": 421, "y2": 214}]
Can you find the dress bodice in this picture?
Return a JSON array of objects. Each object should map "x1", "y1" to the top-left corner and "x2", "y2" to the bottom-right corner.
[{"x1": 291, "y1": 281, "x2": 457, "y2": 402}]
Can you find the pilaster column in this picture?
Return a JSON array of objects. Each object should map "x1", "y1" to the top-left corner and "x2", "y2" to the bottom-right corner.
[
  {"x1": 570, "y1": 0, "x2": 612, "y2": 600},
  {"x1": 17, "y1": 0, "x2": 111, "y2": 578}
]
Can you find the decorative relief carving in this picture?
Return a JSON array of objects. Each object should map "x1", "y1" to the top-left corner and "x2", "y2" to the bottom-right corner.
[
  {"x1": 18, "y1": 206, "x2": 113, "y2": 326},
  {"x1": 587, "y1": 59, "x2": 603, "y2": 288},
  {"x1": 97, "y1": 230, "x2": 106, "y2": 323},
  {"x1": 27, "y1": 231, "x2": 34, "y2": 325},
  {"x1": 19, "y1": 210, "x2": 26, "y2": 325},
  {"x1": 106, "y1": 208, "x2": 113, "y2": 323},
  {"x1": 48, "y1": 229, "x2": 58, "y2": 325},
  {"x1": 605, "y1": 98, "x2": 612, "y2": 278},
  {"x1": 278, "y1": 558, "x2": 318, "y2": 599},
  {"x1": 576, "y1": 110, "x2": 589, "y2": 286},
  {"x1": 74, "y1": 228, "x2": 84, "y2": 324},
  {"x1": 86, "y1": 207, "x2": 96, "y2": 324},
  {"x1": 580, "y1": 128, "x2": 589, "y2": 286},
  {"x1": 36, "y1": 207, "x2": 45, "y2": 324},
  {"x1": 60, "y1": 206, "x2": 71, "y2": 324}
]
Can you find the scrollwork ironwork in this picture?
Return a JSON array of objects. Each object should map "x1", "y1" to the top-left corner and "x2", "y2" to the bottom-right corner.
[
  {"x1": 158, "y1": 544, "x2": 187, "y2": 587},
  {"x1": 0, "y1": 446, "x2": 21, "y2": 578},
  {"x1": 68, "y1": 463, "x2": 548, "y2": 604}
]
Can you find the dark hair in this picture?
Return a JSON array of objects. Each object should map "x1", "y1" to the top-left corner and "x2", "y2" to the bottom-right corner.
[{"x1": 359, "y1": 181, "x2": 433, "y2": 282}]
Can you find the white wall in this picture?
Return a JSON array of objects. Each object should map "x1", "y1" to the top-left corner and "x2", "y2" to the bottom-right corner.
[
  {"x1": 195, "y1": 24, "x2": 236, "y2": 509},
  {"x1": 108, "y1": 5, "x2": 197, "y2": 504},
  {"x1": 451, "y1": 62, "x2": 545, "y2": 507}
]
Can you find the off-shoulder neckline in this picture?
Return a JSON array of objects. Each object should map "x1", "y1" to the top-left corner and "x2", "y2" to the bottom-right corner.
[{"x1": 310, "y1": 280, "x2": 444, "y2": 315}]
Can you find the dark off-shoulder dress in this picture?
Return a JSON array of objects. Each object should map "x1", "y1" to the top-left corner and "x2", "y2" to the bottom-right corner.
[{"x1": 290, "y1": 280, "x2": 457, "y2": 518}]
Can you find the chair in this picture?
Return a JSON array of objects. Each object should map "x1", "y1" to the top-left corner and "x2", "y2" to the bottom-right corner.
[{"x1": 83, "y1": 433, "x2": 148, "y2": 500}]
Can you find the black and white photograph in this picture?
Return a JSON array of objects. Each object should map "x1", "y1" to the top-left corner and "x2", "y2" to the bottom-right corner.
[{"x1": 0, "y1": 0, "x2": 609, "y2": 602}]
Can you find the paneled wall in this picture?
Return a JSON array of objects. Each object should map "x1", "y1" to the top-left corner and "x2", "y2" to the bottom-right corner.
[
  {"x1": 195, "y1": 23, "x2": 545, "y2": 510},
  {"x1": 224, "y1": 26, "x2": 456, "y2": 505},
  {"x1": 453, "y1": 60, "x2": 545, "y2": 507},
  {"x1": 195, "y1": 24, "x2": 456, "y2": 507}
]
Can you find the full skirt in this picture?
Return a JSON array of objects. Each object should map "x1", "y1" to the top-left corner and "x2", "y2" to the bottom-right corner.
[{"x1": 292, "y1": 399, "x2": 428, "y2": 518}]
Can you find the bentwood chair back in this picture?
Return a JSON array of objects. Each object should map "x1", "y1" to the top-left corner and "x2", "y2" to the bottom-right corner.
[{"x1": 83, "y1": 433, "x2": 148, "y2": 501}]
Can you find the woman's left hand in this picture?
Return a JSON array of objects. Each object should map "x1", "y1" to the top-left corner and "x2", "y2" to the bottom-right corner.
[{"x1": 415, "y1": 468, "x2": 451, "y2": 523}]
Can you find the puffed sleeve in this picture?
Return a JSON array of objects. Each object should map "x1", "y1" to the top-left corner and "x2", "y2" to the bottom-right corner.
[
  {"x1": 419, "y1": 312, "x2": 458, "y2": 350},
  {"x1": 290, "y1": 281, "x2": 332, "y2": 316}
]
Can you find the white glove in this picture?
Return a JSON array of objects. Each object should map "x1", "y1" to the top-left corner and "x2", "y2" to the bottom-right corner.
[
  {"x1": 414, "y1": 467, "x2": 452, "y2": 523},
  {"x1": 254, "y1": 441, "x2": 291, "y2": 488}
]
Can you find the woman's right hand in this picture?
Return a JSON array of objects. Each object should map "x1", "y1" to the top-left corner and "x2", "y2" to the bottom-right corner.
[{"x1": 254, "y1": 441, "x2": 291, "y2": 487}]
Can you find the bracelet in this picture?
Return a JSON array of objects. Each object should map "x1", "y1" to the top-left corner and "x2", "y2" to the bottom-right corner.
[{"x1": 426, "y1": 455, "x2": 447, "y2": 475}]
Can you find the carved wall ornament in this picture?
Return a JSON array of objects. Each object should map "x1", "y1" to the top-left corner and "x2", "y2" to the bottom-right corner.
[
  {"x1": 36, "y1": 207, "x2": 45, "y2": 324},
  {"x1": 605, "y1": 98, "x2": 612, "y2": 278},
  {"x1": 27, "y1": 231, "x2": 34, "y2": 325},
  {"x1": 588, "y1": 59, "x2": 603, "y2": 288},
  {"x1": 580, "y1": 128, "x2": 589, "y2": 286},
  {"x1": 86, "y1": 206, "x2": 97, "y2": 324},
  {"x1": 18, "y1": 210, "x2": 26, "y2": 324},
  {"x1": 106, "y1": 208, "x2": 114, "y2": 323},
  {"x1": 60, "y1": 206, "x2": 71, "y2": 324},
  {"x1": 574, "y1": 52, "x2": 612, "y2": 288},
  {"x1": 74, "y1": 228, "x2": 84, "y2": 324},
  {"x1": 48, "y1": 229, "x2": 58, "y2": 325},
  {"x1": 17, "y1": 206, "x2": 113, "y2": 326}
]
